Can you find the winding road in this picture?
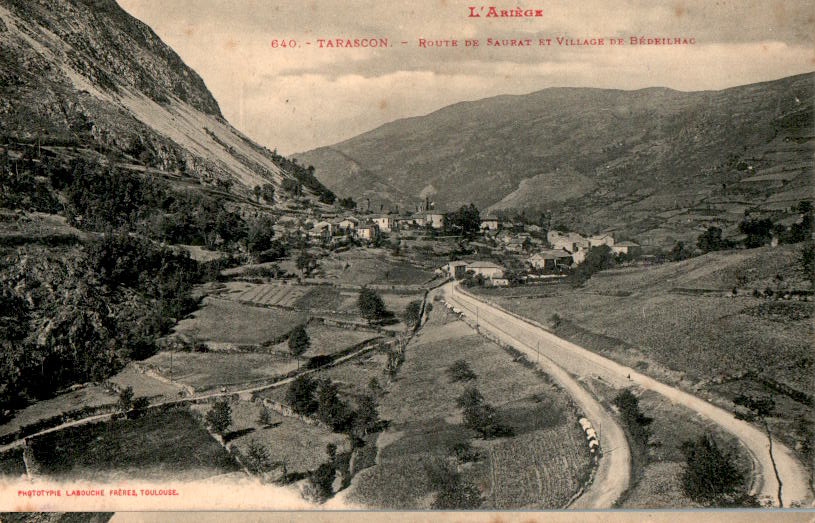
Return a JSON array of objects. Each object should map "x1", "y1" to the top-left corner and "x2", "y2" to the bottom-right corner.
[{"x1": 441, "y1": 281, "x2": 813, "y2": 508}]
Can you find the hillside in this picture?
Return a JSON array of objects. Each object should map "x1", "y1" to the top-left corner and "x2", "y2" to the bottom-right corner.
[
  {"x1": 0, "y1": 0, "x2": 332, "y2": 204},
  {"x1": 297, "y1": 73, "x2": 814, "y2": 244}
]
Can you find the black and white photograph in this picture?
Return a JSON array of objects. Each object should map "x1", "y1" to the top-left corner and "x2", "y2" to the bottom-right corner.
[{"x1": 0, "y1": 0, "x2": 813, "y2": 519}]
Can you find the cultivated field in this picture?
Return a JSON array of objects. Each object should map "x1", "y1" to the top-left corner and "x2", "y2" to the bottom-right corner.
[
  {"x1": 266, "y1": 323, "x2": 378, "y2": 358},
  {"x1": 171, "y1": 297, "x2": 308, "y2": 346},
  {"x1": 231, "y1": 283, "x2": 307, "y2": 308},
  {"x1": 26, "y1": 407, "x2": 242, "y2": 481},
  {"x1": 143, "y1": 352, "x2": 298, "y2": 392},
  {"x1": 474, "y1": 245, "x2": 813, "y2": 467},
  {"x1": 348, "y1": 307, "x2": 590, "y2": 509},
  {"x1": 318, "y1": 248, "x2": 435, "y2": 286},
  {"x1": 486, "y1": 423, "x2": 591, "y2": 508}
]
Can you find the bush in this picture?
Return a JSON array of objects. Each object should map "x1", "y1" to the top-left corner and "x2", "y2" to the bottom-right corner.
[
  {"x1": 404, "y1": 300, "x2": 423, "y2": 328},
  {"x1": 447, "y1": 360, "x2": 477, "y2": 382},
  {"x1": 680, "y1": 434, "x2": 757, "y2": 507},
  {"x1": 613, "y1": 389, "x2": 653, "y2": 450}
]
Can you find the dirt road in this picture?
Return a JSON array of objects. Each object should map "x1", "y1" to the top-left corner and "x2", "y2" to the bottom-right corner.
[
  {"x1": 443, "y1": 282, "x2": 813, "y2": 507},
  {"x1": 438, "y1": 283, "x2": 631, "y2": 508}
]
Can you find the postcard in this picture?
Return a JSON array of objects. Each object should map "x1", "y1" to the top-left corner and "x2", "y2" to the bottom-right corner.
[{"x1": 0, "y1": 0, "x2": 812, "y2": 519}]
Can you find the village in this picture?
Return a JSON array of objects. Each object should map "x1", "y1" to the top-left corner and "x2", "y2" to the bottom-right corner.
[{"x1": 271, "y1": 200, "x2": 642, "y2": 288}]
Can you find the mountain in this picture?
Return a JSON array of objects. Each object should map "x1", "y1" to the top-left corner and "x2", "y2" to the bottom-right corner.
[
  {"x1": 297, "y1": 73, "x2": 814, "y2": 243},
  {"x1": 0, "y1": 0, "x2": 332, "y2": 204}
]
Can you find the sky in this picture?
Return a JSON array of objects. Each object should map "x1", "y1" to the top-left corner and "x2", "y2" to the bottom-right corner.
[{"x1": 117, "y1": 0, "x2": 815, "y2": 154}]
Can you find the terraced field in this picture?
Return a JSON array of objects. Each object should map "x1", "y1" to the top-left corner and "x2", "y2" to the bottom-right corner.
[
  {"x1": 233, "y1": 284, "x2": 306, "y2": 308},
  {"x1": 172, "y1": 297, "x2": 307, "y2": 346},
  {"x1": 143, "y1": 352, "x2": 298, "y2": 392},
  {"x1": 487, "y1": 423, "x2": 591, "y2": 508}
]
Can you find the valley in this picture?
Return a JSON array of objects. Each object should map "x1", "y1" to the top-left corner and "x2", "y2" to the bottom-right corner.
[{"x1": 0, "y1": 0, "x2": 812, "y2": 514}]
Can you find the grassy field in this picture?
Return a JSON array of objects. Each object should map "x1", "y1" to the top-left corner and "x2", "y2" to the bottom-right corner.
[
  {"x1": 318, "y1": 248, "x2": 434, "y2": 286},
  {"x1": 143, "y1": 352, "x2": 298, "y2": 391},
  {"x1": 109, "y1": 364, "x2": 188, "y2": 400},
  {"x1": 260, "y1": 349, "x2": 391, "y2": 405},
  {"x1": 172, "y1": 297, "x2": 308, "y2": 345},
  {"x1": 474, "y1": 245, "x2": 814, "y2": 468},
  {"x1": 196, "y1": 399, "x2": 346, "y2": 476},
  {"x1": 0, "y1": 385, "x2": 116, "y2": 438},
  {"x1": 27, "y1": 407, "x2": 242, "y2": 481},
  {"x1": 348, "y1": 307, "x2": 589, "y2": 509},
  {"x1": 266, "y1": 323, "x2": 377, "y2": 358}
]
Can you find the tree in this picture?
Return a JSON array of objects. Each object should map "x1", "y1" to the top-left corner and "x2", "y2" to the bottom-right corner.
[
  {"x1": 353, "y1": 394, "x2": 381, "y2": 436},
  {"x1": 800, "y1": 242, "x2": 814, "y2": 283},
  {"x1": 338, "y1": 197, "x2": 356, "y2": 210},
  {"x1": 680, "y1": 434, "x2": 756, "y2": 506},
  {"x1": 128, "y1": 396, "x2": 150, "y2": 419},
  {"x1": 739, "y1": 217, "x2": 774, "y2": 248},
  {"x1": 206, "y1": 399, "x2": 232, "y2": 435},
  {"x1": 569, "y1": 244, "x2": 616, "y2": 286},
  {"x1": 668, "y1": 240, "x2": 694, "y2": 262},
  {"x1": 357, "y1": 288, "x2": 388, "y2": 323},
  {"x1": 287, "y1": 324, "x2": 310, "y2": 368},
  {"x1": 613, "y1": 389, "x2": 653, "y2": 450},
  {"x1": 282, "y1": 178, "x2": 301, "y2": 196},
  {"x1": 306, "y1": 460, "x2": 336, "y2": 502},
  {"x1": 315, "y1": 379, "x2": 355, "y2": 432},
  {"x1": 697, "y1": 226, "x2": 726, "y2": 253},
  {"x1": 118, "y1": 386, "x2": 134, "y2": 413},
  {"x1": 296, "y1": 250, "x2": 316, "y2": 277},
  {"x1": 446, "y1": 203, "x2": 481, "y2": 238},
  {"x1": 456, "y1": 386, "x2": 513, "y2": 438},
  {"x1": 261, "y1": 183, "x2": 275, "y2": 203},
  {"x1": 246, "y1": 439, "x2": 272, "y2": 474},
  {"x1": 246, "y1": 216, "x2": 275, "y2": 254},
  {"x1": 257, "y1": 404, "x2": 272, "y2": 426},
  {"x1": 285, "y1": 375, "x2": 318, "y2": 415},
  {"x1": 404, "y1": 300, "x2": 422, "y2": 328}
]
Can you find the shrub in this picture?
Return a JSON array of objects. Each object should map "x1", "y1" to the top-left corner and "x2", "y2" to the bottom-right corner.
[
  {"x1": 404, "y1": 300, "x2": 423, "y2": 328},
  {"x1": 680, "y1": 434, "x2": 757, "y2": 507},
  {"x1": 447, "y1": 360, "x2": 477, "y2": 382},
  {"x1": 613, "y1": 389, "x2": 652, "y2": 449}
]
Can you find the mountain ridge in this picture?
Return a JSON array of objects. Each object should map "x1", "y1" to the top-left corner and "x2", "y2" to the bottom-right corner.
[
  {"x1": 297, "y1": 72, "x2": 814, "y2": 243},
  {"x1": 0, "y1": 0, "x2": 332, "y2": 204}
]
